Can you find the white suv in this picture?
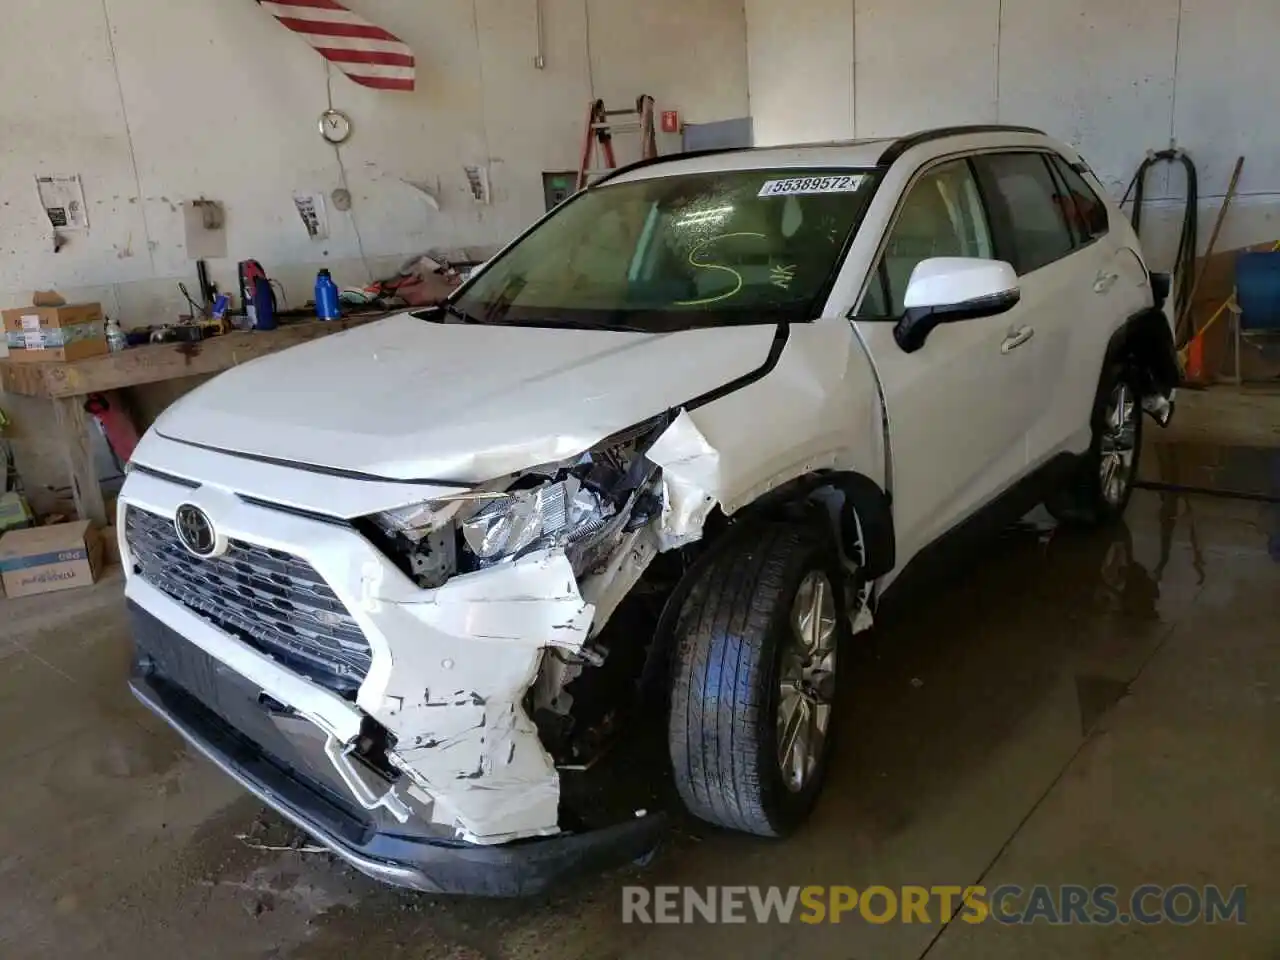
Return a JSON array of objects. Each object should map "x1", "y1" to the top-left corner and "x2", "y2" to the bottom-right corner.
[{"x1": 120, "y1": 125, "x2": 1178, "y2": 896}]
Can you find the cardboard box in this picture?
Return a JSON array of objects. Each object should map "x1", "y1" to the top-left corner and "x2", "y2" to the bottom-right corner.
[
  {"x1": 100, "y1": 524, "x2": 121, "y2": 566},
  {"x1": 0, "y1": 521, "x2": 103, "y2": 598},
  {"x1": 2, "y1": 292, "x2": 108, "y2": 364}
]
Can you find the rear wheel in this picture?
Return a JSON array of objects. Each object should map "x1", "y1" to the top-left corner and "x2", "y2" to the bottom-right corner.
[
  {"x1": 667, "y1": 522, "x2": 848, "y2": 837},
  {"x1": 1048, "y1": 362, "x2": 1143, "y2": 526}
]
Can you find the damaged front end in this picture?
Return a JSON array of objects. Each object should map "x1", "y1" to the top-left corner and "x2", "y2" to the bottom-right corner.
[
  {"x1": 122, "y1": 412, "x2": 724, "y2": 893},
  {"x1": 356, "y1": 414, "x2": 702, "y2": 782},
  {"x1": 360, "y1": 416, "x2": 668, "y2": 604}
]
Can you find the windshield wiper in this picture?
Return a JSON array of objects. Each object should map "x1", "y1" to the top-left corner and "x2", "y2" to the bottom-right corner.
[
  {"x1": 439, "y1": 302, "x2": 482, "y2": 324},
  {"x1": 491, "y1": 316, "x2": 651, "y2": 333},
  {"x1": 432, "y1": 303, "x2": 641, "y2": 331}
]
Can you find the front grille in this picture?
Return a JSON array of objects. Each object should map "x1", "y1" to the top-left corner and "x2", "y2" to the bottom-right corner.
[{"x1": 125, "y1": 506, "x2": 371, "y2": 695}]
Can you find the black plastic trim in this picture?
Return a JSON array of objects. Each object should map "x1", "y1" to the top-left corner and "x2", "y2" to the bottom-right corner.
[
  {"x1": 1104, "y1": 307, "x2": 1180, "y2": 402},
  {"x1": 894, "y1": 289, "x2": 1021, "y2": 353},
  {"x1": 876, "y1": 125, "x2": 1046, "y2": 169},
  {"x1": 130, "y1": 463, "x2": 201, "y2": 489},
  {"x1": 133, "y1": 461, "x2": 370, "y2": 527},
  {"x1": 840, "y1": 472, "x2": 896, "y2": 578},
  {"x1": 236, "y1": 495, "x2": 354, "y2": 527},
  {"x1": 682, "y1": 323, "x2": 790, "y2": 412},
  {"x1": 1149, "y1": 272, "x2": 1172, "y2": 312},
  {"x1": 733, "y1": 470, "x2": 896, "y2": 578}
]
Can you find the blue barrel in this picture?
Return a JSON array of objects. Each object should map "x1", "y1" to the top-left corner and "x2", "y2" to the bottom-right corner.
[{"x1": 1237, "y1": 252, "x2": 1280, "y2": 332}]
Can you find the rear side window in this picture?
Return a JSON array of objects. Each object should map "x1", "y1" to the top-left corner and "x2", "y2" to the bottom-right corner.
[
  {"x1": 1049, "y1": 155, "x2": 1109, "y2": 243},
  {"x1": 974, "y1": 153, "x2": 1074, "y2": 274}
]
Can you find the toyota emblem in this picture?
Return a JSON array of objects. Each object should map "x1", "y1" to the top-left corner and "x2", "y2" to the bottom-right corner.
[{"x1": 174, "y1": 504, "x2": 219, "y2": 558}]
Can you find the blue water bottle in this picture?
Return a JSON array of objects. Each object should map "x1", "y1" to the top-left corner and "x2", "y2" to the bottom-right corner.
[{"x1": 315, "y1": 269, "x2": 340, "y2": 320}]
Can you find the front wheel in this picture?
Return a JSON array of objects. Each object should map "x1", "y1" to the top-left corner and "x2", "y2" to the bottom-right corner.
[
  {"x1": 1048, "y1": 362, "x2": 1143, "y2": 526},
  {"x1": 667, "y1": 522, "x2": 848, "y2": 837}
]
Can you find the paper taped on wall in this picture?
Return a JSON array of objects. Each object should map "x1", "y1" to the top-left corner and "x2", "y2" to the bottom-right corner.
[
  {"x1": 36, "y1": 176, "x2": 89, "y2": 230},
  {"x1": 294, "y1": 193, "x2": 330, "y2": 240}
]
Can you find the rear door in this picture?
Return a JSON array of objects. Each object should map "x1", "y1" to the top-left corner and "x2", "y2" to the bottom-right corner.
[
  {"x1": 852, "y1": 157, "x2": 1035, "y2": 568},
  {"x1": 1045, "y1": 154, "x2": 1151, "y2": 455},
  {"x1": 971, "y1": 151, "x2": 1130, "y2": 468}
]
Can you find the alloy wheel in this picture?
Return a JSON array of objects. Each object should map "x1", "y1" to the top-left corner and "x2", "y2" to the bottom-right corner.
[
  {"x1": 1100, "y1": 382, "x2": 1138, "y2": 506},
  {"x1": 777, "y1": 570, "x2": 838, "y2": 792}
]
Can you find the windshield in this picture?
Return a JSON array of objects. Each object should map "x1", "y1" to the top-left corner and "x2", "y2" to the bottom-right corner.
[{"x1": 452, "y1": 167, "x2": 878, "y2": 333}]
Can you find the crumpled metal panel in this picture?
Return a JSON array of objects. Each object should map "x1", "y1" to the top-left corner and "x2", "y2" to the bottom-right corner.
[{"x1": 125, "y1": 507, "x2": 372, "y2": 693}]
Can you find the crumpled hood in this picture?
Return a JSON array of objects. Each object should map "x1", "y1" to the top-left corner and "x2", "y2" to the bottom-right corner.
[{"x1": 154, "y1": 313, "x2": 779, "y2": 482}]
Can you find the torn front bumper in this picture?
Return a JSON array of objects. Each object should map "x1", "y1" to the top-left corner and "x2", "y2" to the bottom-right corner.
[
  {"x1": 128, "y1": 602, "x2": 666, "y2": 896},
  {"x1": 119, "y1": 461, "x2": 600, "y2": 845}
]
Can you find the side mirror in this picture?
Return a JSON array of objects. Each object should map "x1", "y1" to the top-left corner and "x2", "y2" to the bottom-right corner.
[{"x1": 893, "y1": 258, "x2": 1021, "y2": 353}]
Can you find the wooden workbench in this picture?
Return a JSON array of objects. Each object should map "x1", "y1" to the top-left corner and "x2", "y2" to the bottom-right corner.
[{"x1": 0, "y1": 314, "x2": 390, "y2": 525}]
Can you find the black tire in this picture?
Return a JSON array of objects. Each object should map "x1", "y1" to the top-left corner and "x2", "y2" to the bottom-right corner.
[
  {"x1": 667, "y1": 522, "x2": 847, "y2": 837},
  {"x1": 1047, "y1": 361, "x2": 1144, "y2": 527}
]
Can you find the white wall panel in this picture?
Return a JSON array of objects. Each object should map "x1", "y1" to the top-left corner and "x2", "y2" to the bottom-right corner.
[
  {"x1": 854, "y1": 0, "x2": 1000, "y2": 139},
  {"x1": 746, "y1": 0, "x2": 854, "y2": 145},
  {"x1": 0, "y1": 0, "x2": 153, "y2": 292},
  {"x1": 590, "y1": 0, "x2": 749, "y2": 126},
  {"x1": 106, "y1": 0, "x2": 358, "y2": 278},
  {"x1": 996, "y1": 0, "x2": 1181, "y2": 197},
  {"x1": 746, "y1": 0, "x2": 1280, "y2": 263},
  {"x1": 1173, "y1": 0, "x2": 1280, "y2": 199},
  {"x1": 476, "y1": 0, "x2": 592, "y2": 240}
]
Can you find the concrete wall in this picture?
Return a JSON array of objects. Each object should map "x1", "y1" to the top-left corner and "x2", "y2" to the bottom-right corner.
[
  {"x1": 0, "y1": 0, "x2": 749, "y2": 325},
  {"x1": 0, "y1": 0, "x2": 748, "y2": 508},
  {"x1": 745, "y1": 0, "x2": 1280, "y2": 268}
]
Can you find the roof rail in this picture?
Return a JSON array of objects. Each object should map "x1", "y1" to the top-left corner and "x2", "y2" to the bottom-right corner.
[
  {"x1": 592, "y1": 125, "x2": 1049, "y2": 186},
  {"x1": 877, "y1": 124, "x2": 1047, "y2": 167},
  {"x1": 591, "y1": 146, "x2": 751, "y2": 187}
]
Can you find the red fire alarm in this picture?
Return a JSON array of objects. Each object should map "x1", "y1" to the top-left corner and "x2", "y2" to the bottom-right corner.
[{"x1": 660, "y1": 110, "x2": 680, "y2": 134}]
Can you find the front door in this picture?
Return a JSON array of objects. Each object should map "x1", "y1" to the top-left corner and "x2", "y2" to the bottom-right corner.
[{"x1": 853, "y1": 157, "x2": 1036, "y2": 570}]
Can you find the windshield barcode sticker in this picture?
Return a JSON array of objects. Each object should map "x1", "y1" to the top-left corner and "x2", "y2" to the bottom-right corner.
[{"x1": 758, "y1": 175, "x2": 865, "y2": 197}]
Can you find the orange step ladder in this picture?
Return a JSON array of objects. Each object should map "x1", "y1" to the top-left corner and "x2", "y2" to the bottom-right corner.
[{"x1": 576, "y1": 95, "x2": 658, "y2": 191}]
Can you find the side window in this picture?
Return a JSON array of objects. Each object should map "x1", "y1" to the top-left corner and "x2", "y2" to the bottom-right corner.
[
  {"x1": 1049, "y1": 155, "x2": 1109, "y2": 243},
  {"x1": 975, "y1": 153, "x2": 1075, "y2": 274},
  {"x1": 857, "y1": 159, "x2": 993, "y2": 317}
]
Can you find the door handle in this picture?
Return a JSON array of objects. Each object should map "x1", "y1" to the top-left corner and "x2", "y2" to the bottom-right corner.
[
  {"x1": 1093, "y1": 271, "x2": 1119, "y2": 294},
  {"x1": 1001, "y1": 326, "x2": 1035, "y2": 353}
]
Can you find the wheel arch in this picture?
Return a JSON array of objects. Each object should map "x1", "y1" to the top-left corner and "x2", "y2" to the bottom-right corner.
[
  {"x1": 723, "y1": 470, "x2": 895, "y2": 580},
  {"x1": 1103, "y1": 306, "x2": 1179, "y2": 401}
]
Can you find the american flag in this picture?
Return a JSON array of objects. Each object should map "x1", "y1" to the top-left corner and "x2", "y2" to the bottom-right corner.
[{"x1": 258, "y1": 0, "x2": 415, "y2": 91}]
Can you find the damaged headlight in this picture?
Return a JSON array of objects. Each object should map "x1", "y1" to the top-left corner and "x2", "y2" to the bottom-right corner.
[
  {"x1": 462, "y1": 478, "x2": 611, "y2": 564},
  {"x1": 368, "y1": 475, "x2": 622, "y2": 576},
  {"x1": 366, "y1": 420, "x2": 667, "y2": 585},
  {"x1": 372, "y1": 500, "x2": 452, "y2": 540}
]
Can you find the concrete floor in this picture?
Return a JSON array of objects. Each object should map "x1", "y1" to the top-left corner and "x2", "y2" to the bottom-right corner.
[{"x1": 1, "y1": 442, "x2": 1276, "y2": 959}]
